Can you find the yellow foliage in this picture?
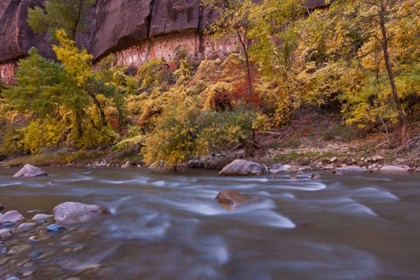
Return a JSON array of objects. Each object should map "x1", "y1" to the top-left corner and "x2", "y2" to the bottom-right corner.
[
  {"x1": 52, "y1": 29, "x2": 92, "y2": 86},
  {"x1": 18, "y1": 119, "x2": 65, "y2": 154}
]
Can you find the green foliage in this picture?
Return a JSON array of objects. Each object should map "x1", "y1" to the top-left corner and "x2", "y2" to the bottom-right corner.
[
  {"x1": 3, "y1": 48, "x2": 73, "y2": 118},
  {"x1": 196, "y1": 108, "x2": 261, "y2": 154},
  {"x1": 27, "y1": 0, "x2": 95, "y2": 40},
  {"x1": 137, "y1": 59, "x2": 173, "y2": 93}
]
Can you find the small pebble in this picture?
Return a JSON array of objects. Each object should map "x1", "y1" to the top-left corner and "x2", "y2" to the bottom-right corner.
[
  {"x1": 36, "y1": 219, "x2": 47, "y2": 225},
  {"x1": 22, "y1": 270, "x2": 34, "y2": 277},
  {"x1": 29, "y1": 251, "x2": 44, "y2": 259},
  {"x1": 46, "y1": 224, "x2": 66, "y2": 232},
  {"x1": 1, "y1": 222, "x2": 15, "y2": 228},
  {"x1": 7, "y1": 244, "x2": 32, "y2": 255},
  {"x1": 32, "y1": 214, "x2": 53, "y2": 221}
]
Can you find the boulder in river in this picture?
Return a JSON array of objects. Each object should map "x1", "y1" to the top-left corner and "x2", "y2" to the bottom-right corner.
[
  {"x1": 53, "y1": 202, "x2": 110, "y2": 225},
  {"x1": 13, "y1": 164, "x2": 48, "y2": 177},
  {"x1": 218, "y1": 159, "x2": 263, "y2": 176},
  {"x1": 0, "y1": 210, "x2": 25, "y2": 224},
  {"x1": 215, "y1": 190, "x2": 251, "y2": 211},
  {"x1": 379, "y1": 165, "x2": 410, "y2": 174},
  {"x1": 269, "y1": 164, "x2": 290, "y2": 175}
]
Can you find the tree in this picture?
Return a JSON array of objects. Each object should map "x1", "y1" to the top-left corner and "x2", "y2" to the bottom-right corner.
[
  {"x1": 3, "y1": 48, "x2": 75, "y2": 119},
  {"x1": 248, "y1": 0, "x2": 305, "y2": 125},
  {"x1": 202, "y1": 0, "x2": 256, "y2": 109},
  {"x1": 300, "y1": 0, "x2": 420, "y2": 146},
  {"x1": 27, "y1": 0, "x2": 95, "y2": 41}
]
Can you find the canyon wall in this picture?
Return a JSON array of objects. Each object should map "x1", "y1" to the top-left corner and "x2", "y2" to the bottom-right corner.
[{"x1": 0, "y1": 0, "x2": 326, "y2": 84}]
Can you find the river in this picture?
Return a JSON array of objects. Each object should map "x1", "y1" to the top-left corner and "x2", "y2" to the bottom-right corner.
[{"x1": 1, "y1": 167, "x2": 420, "y2": 279}]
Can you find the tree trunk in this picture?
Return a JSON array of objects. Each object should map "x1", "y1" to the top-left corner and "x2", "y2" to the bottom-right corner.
[
  {"x1": 378, "y1": 4, "x2": 408, "y2": 146},
  {"x1": 236, "y1": 30, "x2": 254, "y2": 110},
  {"x1": 88, "y1": 92, "x2": 107, "y2": 128}
]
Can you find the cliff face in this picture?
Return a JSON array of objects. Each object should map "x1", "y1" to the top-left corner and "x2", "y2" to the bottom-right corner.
[
  {"x1": 0, "y1": 0, "x2": 326, "y2": 83},
  {"x1": 0, "y1": 0, "x2": 53, "y2": 62},
  {"x1": 0, "y1": 0, "x2": 207, "y2": 83}
]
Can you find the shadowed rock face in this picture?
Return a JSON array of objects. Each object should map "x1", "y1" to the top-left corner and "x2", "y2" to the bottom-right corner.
[
  {"x1": 0, "y1": 0, "x2": 53, "y2": 63},
  {"x1": 0, "y1": 0, "x2": 204, "y2": 69}
]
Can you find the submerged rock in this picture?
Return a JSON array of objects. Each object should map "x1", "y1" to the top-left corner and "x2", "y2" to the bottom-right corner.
[
  {"x1": 215, "y1": 190, "x2": 251, "y2": 211},
  {"x1": 13, "y1": 164, "x2": 48, "y2": 177},
  {"x1": 0, "y1": 210, "x2": 25, "y2": 224},
  {"x1": 53, "y1": 202, "x2": 110, "y2": 225},
  {"x1": 219, "y1": 159, "x2": 263, "y2": 176}
]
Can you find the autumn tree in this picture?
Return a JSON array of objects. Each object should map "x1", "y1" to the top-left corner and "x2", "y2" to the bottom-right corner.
[
  {"x1": 248, "y1": 0, "x2": 305, "y2": 125},
  {"x1": 299, "y1": 0, "x2": 420, "y2": 146},
  {"x1": 202, "y1": 0, "x2": 256, "y2": 108}
]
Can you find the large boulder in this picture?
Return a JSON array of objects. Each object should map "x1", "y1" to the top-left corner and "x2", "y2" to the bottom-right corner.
[
  {"x1": 334, "y1": 166, "x2": 369, "y2": 173},
  {"x1": 13, "y1": 164, "x2": 48, "y2": 177},
  {"x1": 0, "y1": 210, "x2": 25, "y2": 224},
  {"x1": 53, "y1": 202, "x2": 110, "y2": 225},
  {"x1": 215, "y1": 190, "x2": 251, "y2": 211},
  {"x1": 379, "y1": 165, "x2": 410, "y2": 174},
  {"x1": 269, "y1": 163, "x2": 290, "y2": 175},
  {"x1": 219, "y1": 159, "x2": 263, "y2": 176}
]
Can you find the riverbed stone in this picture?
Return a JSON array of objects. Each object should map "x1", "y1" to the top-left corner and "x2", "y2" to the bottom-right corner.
[
  {"x1": 53, "y1": 202, "x2": 110, "y2": 225},
  {"x1": 46, "y1": 224, "x2": 66, "y2": 232},
  {"x1": 379, "y1": 165, "x2": 410, "y2": 173},
  {"x1": 12, "y1": 164, "x2": 48, "y2": 177},
  {"x1": 215, "y1": 190, "x2": 251, "y2": 210},
  {"x1": 7, "y1": 244, "x2": 32, "y2": 255},
  {"x1": 0, "y1": 228, "x2": 12, "y2": 240},
  {"x1": 16, "y1": 223, "x2": 37, "y2": 232},
  {"x1": 219, "y1": 159, "x2": 263, "y2": 176},
  {"x1": 0, "y1": 210, "x2": 25, "y2": 224}
]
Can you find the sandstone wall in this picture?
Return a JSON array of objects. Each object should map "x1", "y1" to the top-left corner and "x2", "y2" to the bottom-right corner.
[{"x1": 0, "y1": 0, "x2": 326, "y2": 84}]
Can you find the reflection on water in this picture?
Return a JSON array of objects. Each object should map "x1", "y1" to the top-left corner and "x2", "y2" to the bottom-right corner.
[{"x1": 1, "y1": 167, "x2": 420, "y2": 279}]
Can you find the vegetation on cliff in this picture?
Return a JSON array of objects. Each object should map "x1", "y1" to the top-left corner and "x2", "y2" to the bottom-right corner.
[{"x1": 1, "y1": 0, "x2": 420, "y2": 167}]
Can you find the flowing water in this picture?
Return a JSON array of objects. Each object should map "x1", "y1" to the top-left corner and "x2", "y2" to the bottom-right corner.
[{"x1": 1, "y1": 167, "x2": 420, "y2": 280}]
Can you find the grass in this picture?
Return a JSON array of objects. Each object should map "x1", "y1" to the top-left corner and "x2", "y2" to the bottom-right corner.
[{"x1": 0, "y1": 148, "x2": 146, "y2": 167}]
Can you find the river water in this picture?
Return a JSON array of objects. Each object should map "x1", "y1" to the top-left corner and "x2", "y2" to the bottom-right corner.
[{"x1": 1, "y1": 167, "x2": 420, "y2": 280}]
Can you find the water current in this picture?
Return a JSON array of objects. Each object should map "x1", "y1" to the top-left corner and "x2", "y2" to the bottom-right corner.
[{"x1": 1, "y1": 167, "x2": 420, "y2": 279}]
